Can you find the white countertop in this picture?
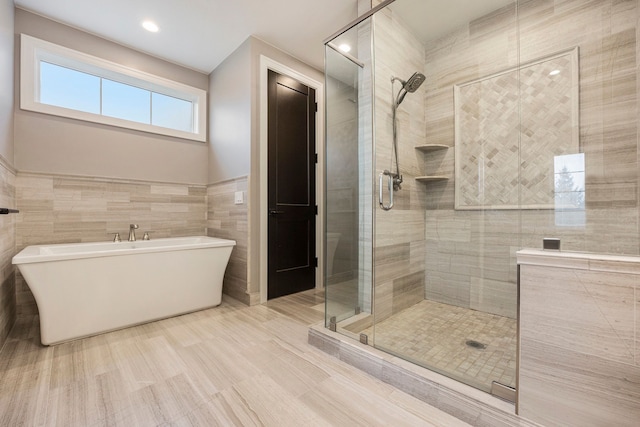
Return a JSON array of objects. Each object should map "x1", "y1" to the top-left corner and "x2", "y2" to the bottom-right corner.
[{"x1": 516, "y1": 249, "x2": 640, "y2": 275}]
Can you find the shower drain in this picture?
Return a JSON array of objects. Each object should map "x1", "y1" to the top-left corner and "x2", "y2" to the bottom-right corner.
[{"x1": 465, "y1": 339, "x2": 487, "y2": 349}]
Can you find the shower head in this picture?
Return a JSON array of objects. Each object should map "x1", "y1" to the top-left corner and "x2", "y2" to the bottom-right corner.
[
  {"x1": 402, "y1": 72, "x2": 426, "y2": 93},
  {"x1": 394, "y1": 71, "x2": 426, "y2": 106}
]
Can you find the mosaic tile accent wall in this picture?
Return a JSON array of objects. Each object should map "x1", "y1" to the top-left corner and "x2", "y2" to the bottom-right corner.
[
  {"x1": 422, "y1": 0, "x2": 640, "y2": 317},
  {"x1": 0, "y1": 160, "x2": 16, "y2": 349},
  {"x1": 15, "y1": 173, "x2": 207, "y2": 316},
  {"x1": 455, "y1": 50, "x2": 578, "y2": 210},
  {"x1": 207, "y1": 177, "x2": 250, "y2": 305}
]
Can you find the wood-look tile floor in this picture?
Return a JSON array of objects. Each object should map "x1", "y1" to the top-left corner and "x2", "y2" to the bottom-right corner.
[
  {"x1": 0, "y1": 290, "x2": 470, "y2": 426},
  {"x1": 363, "y1": 300, "x2": 517, "y2": 393}
]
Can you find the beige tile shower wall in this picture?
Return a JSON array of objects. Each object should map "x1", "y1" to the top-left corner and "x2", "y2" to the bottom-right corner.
[
  {"x1": 15, "y1": 173, "x2": 207, "y2": 316},
  {"x1": 207, "y1": 177, "x2": 251, "y2": 305},
  {"x1": 518, "y1": 250, "x2": 640, "y2": 426},
  {"x1": 425, "y1": 210, "x2": 518, "y2": 319},
  {"x1": 357, "y1": 16, "x2": 374, "y2": 313},
  {"x1": 423, "y1": 0, "x2": 640, "y2": 316},
  {"x1": 326, "y1": 76, "x2": 359, "y2": 284},
  {"x1": 373, "y1": 6, "x2": 427, "y2": 321},
  {"x1": 0, "y1": 161, "x2": 16, "y2": 348}
]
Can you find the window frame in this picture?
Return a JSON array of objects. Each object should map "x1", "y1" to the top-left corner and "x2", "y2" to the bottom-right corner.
[{"x1": 20, "y1": 34, "x2": 207, "y2": 142}]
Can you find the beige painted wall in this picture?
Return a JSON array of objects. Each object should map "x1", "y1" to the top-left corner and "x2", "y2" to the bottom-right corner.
[
  {"x1": 0, "y1": 0, "x2": 13, "y2": 164},
  {"x1": 208, "y1": 38, "x2": 252, "y2": 184},
  {"x1": 208, "y1": 35, "x2": 324, "y2": 185},
  {"x1": 13, "y1": 9, "x2": 209, "y2": 185},
  {"x1": 208, "y1": 35, "x2": 324, "y2": 301},
  {"x1": 248, "y1": 37, "x2": 324, "y2": 297}
]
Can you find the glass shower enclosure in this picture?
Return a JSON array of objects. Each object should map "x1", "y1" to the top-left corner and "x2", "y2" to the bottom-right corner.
[
  {"x1": 325, "y1": 0, "x2": 638, "y2": 399},
  {"x1": 325, "y1": 16, "x2": 373, "y2": 336}
]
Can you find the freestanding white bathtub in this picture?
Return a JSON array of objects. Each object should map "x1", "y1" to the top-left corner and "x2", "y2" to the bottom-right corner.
[{"x1": 12, "y1": 236, "x2": 235, "y2": 345}]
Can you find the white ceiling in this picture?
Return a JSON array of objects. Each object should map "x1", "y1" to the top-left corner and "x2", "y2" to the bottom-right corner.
[
  {"x1": 13, "y1": 0, "x2": 517, "y2": 76},
  {"x1": 390, "y1": 0, "x2": 514, "y2": 44},
  {"x1": 13, "y1": 0, "x2": 359, "y2": 74}
]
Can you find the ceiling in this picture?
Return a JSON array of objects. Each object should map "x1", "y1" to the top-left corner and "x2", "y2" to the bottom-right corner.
[
  {"x1": 13, "y1": 0, "x2": 359, "y2": 74},
  {"x1": 326, "y1": 0, "x2": 515, "y2": 87},
  {"x1": 12, "y1": 0, "x2": 516, "y2": 76},
  {"x1": 389, "y1": 0, "x2": 514, "y2": 44}
]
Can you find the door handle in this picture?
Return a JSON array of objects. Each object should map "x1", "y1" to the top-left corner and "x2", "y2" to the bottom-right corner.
[
  {"x1": 269, "y1": 209, "x2": 285, "y2": 215},
  {"x1": 379, "y1": 170, "x2": 394, "y2": 211}
]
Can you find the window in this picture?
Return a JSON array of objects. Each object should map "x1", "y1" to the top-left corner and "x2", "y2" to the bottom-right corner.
[
  {"x1": 20, "y1": 34, "x2": 207, "y2": 142},
  {"x1": 554, "y1": 153, "x2": 585, "y2": 227}
]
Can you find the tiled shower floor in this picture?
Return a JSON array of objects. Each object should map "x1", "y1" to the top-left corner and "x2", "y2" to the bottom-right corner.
[{"x1": 362, "y1": 300, "x2": 517, "y2": 393}]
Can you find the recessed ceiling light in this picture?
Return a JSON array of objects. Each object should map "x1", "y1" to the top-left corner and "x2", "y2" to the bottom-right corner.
[
  {"x1": 142, "y1": 20, "x2": 159, "y2": 33},
  {"x1": 338, "y1": 44, "x2": 351, "y2": 53},
  {"x1": 549, "y1": 69, "x2": 560, "y2": 76}
]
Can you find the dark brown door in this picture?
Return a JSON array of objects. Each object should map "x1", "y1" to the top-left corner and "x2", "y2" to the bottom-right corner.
[{"x1": 267, "y1": 70, "x2": 316, "y2": 299}]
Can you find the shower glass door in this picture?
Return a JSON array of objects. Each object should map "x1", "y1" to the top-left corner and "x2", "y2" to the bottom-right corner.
[
  {"x1": 325, "y1": 0, "x2": 640, "y2": 402},
  {"x1": 324, "y1": 18, "x2": 373, "y2": 337},
  {"x1": 370, "y1": 0, "x2": 520, "y2": 396}
]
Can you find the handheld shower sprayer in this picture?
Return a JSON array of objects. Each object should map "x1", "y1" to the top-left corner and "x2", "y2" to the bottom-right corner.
[
  {"x1": 390, "y1": 72, "x2": 425, "y2": 187},
  {"x1": 394, "y1": 72, "x2": 426, "y2": 106},
  {"x1": 381, "y1": 71, "x2": 425, "y2": 210}
]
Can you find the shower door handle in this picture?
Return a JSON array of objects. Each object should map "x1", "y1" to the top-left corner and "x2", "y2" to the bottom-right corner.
[{"x1": 379, "y1": 171, "x2": 394, "y2": 211}]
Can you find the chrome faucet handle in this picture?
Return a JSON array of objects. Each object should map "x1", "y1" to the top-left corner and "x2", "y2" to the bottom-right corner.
[
  {"x1": 111, "y1": 232, "x2": 121, "y2": 242},
  {"x1": 142, "y1": 232, "x2": 151, "y2": 241}
]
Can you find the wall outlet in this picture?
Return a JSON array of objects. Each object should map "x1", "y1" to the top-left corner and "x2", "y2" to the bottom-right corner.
[{"x1": 234, "y1": 191, "x2": 244, "y2": 205}]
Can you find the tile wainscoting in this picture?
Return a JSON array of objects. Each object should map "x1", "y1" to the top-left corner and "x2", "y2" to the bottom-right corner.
[
  {"x1": 0, "y1": 158, "x2": 16, "y2": 349},
  {"x1": 207, "y1": 176, "x2": 252, "y2": 305},
  {"x1": 518, "y1": 249, "x2": 640, "y2": 427},
  {"x1": 15, "y1": 172, "x2": 207, "y2": 316}
]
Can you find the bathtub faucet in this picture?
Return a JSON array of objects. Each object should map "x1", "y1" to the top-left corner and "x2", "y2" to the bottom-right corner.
[{"x1": 128, "y1": 224, "x2": 139, "y2": 241}]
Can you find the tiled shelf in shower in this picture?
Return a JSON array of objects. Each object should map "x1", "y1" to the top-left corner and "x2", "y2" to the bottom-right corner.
[
  {"x1": 415, "y1": 145, "x2": 449, "y2": 183},
  {"x1": 415, "y1": 176, "x2": 448, "y2": 182},
  {"x1": 414, "y1": 144, "x2": 450, "y2": 152}
]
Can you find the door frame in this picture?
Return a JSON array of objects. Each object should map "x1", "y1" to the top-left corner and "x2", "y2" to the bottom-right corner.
[{"x1": 259, "y1": 55, "x2": 325, "y2": 303}]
